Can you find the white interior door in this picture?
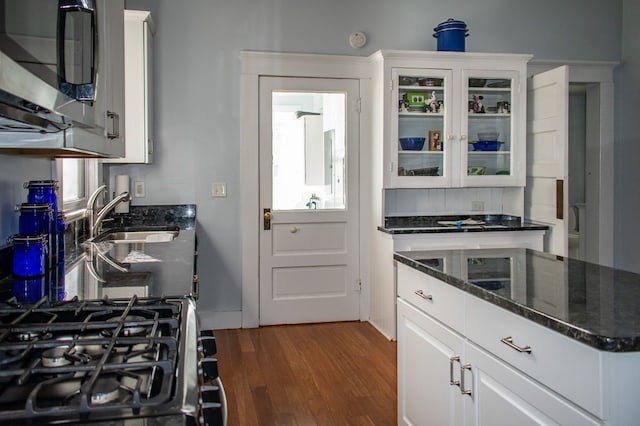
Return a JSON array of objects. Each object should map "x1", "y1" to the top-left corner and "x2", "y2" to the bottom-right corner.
[
  {"x1": 259, "y1": 76, "x2": 360, "y2": 325},
  {"x1": 525, "y1": 66, "x2": 569, "y2": 256}
]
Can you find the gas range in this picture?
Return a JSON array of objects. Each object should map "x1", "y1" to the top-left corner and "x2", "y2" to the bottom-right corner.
[{"x1": 0, "y1": 295, "x2": 225, "y2": 425}]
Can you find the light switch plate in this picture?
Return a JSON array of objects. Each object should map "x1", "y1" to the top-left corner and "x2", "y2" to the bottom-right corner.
[
  {"x1": 211, "y1": 182, "x2": 227, "y2": 197},
  {"x1": 471, "y1": 201, "x2": 484, "y2": 211},
  {"x1": 134, "y1": 181, "x2": 145, "y2": 198}
]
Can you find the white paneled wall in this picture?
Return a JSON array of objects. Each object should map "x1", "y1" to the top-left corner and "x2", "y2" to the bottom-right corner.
[{"x1": 385, "y1": 188, "x2": 508, "y2": 216}]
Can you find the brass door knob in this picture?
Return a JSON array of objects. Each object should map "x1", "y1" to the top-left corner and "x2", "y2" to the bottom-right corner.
[{"x1": 263, "y1": 208, "x2": 272, "y2": 230}]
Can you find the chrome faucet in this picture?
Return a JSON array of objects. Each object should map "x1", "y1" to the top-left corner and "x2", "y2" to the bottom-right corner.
[{"x1": 86, "y1": 185, "x2": 131, "y2": 238}]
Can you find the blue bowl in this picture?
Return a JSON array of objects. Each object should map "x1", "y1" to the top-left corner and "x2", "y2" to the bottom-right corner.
[
  {"x1": 470, "y1": 140, "x2": 503, "y2": 151},
  {"x1": 399, "y1": 137, "x2": 425, "y2": 151}
]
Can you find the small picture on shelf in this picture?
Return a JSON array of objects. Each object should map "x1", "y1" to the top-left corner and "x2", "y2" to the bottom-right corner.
[{"x1": 428, "y1": 130, "x2": 442, "y2": 151}]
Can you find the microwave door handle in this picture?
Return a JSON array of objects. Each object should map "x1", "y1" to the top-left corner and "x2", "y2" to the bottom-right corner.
[{"x1": 57, "y1": 0, "x2": 98, "y2": 102}]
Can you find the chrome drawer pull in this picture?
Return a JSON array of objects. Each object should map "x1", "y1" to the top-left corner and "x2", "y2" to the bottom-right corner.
[
  {"x1": 460, "y1": 363, "x2": 472, "y2": 396},
  {"x1": 414, "y1": 289, "x2": 433, "y2": 301},
  {"x1": 449, "y1": 356, "x2": 460, "y2": 387},
  {"x1": 500, "y1": 336, "x2": 532, "y2": 354}
]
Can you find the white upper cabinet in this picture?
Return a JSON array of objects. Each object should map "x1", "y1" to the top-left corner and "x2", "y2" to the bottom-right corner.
[
  {"x1": 371, "y1": 50, "x2": 532, "y2": 189},
  {"x1": 104, "y1": 10, "x2": 155, "y2": 164},
  {"x1": 94, "y1": 0, "x2": 125, "y2": 157}
]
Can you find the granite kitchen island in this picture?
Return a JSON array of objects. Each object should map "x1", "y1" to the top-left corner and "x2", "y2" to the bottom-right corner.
[{"x1": 395, "y1": 247, "x2": 640, "y2": 425}]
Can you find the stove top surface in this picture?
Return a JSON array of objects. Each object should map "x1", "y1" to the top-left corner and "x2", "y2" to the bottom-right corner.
[{"x1": 0, "y1": 296, "x2": 199, "y2": 424}]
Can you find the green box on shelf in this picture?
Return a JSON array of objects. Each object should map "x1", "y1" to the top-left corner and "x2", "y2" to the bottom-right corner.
[{"x1": 407, "y1": 92, "x2": 427, "y2": 107}]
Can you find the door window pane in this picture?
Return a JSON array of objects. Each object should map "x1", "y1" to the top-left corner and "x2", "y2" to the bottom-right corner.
[{"x1": 272, "y1": 91, "x2": 346, "y2": 210}]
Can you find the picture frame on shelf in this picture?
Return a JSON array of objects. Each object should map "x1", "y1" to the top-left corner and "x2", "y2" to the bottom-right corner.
[{"x1": 428, "y1": 130, "x2": 442, "y2": 151}]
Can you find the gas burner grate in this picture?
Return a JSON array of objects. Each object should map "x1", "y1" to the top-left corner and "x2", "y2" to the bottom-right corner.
[{"x1": 0, "y1": 295, "x2": 189, "y2": 424}]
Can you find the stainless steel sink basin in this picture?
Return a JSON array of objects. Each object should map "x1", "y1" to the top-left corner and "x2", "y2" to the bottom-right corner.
[{"x1": 98, "y1": 227, "x2": 180, "y2": 244}]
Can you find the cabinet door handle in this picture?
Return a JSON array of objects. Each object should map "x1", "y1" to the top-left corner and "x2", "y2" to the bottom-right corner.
[
  {"x1": 107, "y1": 111, "x2": 120, "y2": 139},
  {"x1": 414, "y1": 289, "x2": 433, "y2": 301},
  {"x1": 449, "y1": 355, "x2": 460, "y2": 387},
  {"x1": 500, "y1": 336, "x2": 532, "y2": 354},
  {"x1": 460, "y1": 363, "x2": 472, "y2": 396}
]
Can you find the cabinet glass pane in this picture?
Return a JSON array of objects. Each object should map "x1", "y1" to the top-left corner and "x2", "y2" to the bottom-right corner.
[
  {"x1": 467, "y1": 256, "x2": 511, "y2": 296},
  {"x1": 467, "y1": 77, "x2": 512, "y2": 177},
  {"x1": 397, "y1": 74, "x2": 444, "y2": 177}
]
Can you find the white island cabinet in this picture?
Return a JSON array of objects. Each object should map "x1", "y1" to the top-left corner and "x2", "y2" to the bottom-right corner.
[{"x1": 397, "y1": 259, "x2": 640, "y2": 425}]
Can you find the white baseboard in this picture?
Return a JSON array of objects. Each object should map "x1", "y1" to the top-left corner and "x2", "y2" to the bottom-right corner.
[{"x1": 197, "y1": 309, "x2": 242, "y2": 330}]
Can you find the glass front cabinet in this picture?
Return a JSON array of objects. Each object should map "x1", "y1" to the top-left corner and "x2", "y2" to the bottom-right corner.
[{"x1": 375, "y1": 51, "x2": 532, "y2": 188}]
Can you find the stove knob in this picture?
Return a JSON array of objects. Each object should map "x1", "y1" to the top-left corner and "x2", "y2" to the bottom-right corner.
[
  {"x1": 198, "y1": 335, "x2": 217, "y2": 357},
  {"x1": 200, "y1": 384, "x2": 221, "y2": 403},
  {"x1": 200, "y1": 402, "x2": 223, "y2": 426},
  {"x1": 198, "y1": 357, "x2": 219, "y2": 382}
]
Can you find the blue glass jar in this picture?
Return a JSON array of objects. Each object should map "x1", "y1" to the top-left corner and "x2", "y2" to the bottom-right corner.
[
  {"x1": 25, "y1": 180, "x2": 59, "y2": 264},
  {"x1": 12, "y1": 234, "x2": 47, "y2": 277},
  {"x1": 57, "y1": 212, "x2": 65, "y2": 264},
  {"x1": 18, "y1": 203, "x2": 52, "y2": 235},
  {"x1": 25, "y1": 180, "x2": 59, "y2": 213},
  {"x1": 12, "y1": 275, "x2": 46, "y2": 304},
  {"x1": 18, "y1": 203, "x2": 54, "y2": 267}
]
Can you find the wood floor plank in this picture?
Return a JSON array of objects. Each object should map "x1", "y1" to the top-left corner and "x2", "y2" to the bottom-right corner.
[{"x1": 215, "y1": 321, "x2": 397, "y2": 426}]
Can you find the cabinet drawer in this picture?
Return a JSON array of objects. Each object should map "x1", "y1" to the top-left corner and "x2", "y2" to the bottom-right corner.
[
  {"x1": 465, "y1": 295, "x2": 603, "y2": 418},
  {"x1": 397, "y1": 263, "x2": 464, "y2": 334}
]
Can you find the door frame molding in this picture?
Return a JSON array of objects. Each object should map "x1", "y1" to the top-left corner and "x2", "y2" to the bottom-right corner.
[
  {"x1": 528, "y1": 59, "x2": 618, "y2": 267},
  {"x1": 240, "y1": 51, "x2": 372, "y2": 327}
]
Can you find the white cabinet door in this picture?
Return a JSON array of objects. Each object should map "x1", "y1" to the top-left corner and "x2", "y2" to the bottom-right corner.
[
  {"x1": 104, "y1": 10, "x2": 154, "y2": 164},
  {"x1": 397, "y1": 299, "x2": 467, "y2": 426},
  {"x1": 95, "y1": 0, "x2": 125, "y2": 157},
  {"x1": 465, "y1": 341, "x2": 601, "y2": 426}
]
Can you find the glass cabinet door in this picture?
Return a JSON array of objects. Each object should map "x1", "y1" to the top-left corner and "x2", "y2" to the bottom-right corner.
[
  {"x1": 392, "y1": 68, "x2": 452, "y2": 183},
  {"x1": 463, "y1": 71, "x2": 518, "y2": 180}
]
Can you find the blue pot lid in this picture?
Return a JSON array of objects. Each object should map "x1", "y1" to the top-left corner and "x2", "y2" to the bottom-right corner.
[{"x1": 433, "y1": 18, "x2": 468, "y2": 32}]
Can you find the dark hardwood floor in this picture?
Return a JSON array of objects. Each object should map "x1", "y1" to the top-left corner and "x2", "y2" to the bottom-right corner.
[{"x1": 215, "y1": 321, "x2": 397, "y2": 425}]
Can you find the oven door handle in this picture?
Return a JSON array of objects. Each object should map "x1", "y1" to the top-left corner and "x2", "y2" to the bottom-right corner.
[
  {"x1": 215, "y1": 376, "x2": 228, "y2": 426},
  {"x1": 57, "y1": 0, "x2": 98, "y2": 102}
]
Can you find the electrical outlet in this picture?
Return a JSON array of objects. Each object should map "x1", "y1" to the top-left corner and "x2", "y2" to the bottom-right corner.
[
  {"x1": 211, "y1": 182, "x2": 227, "y2": 198},
  {"x1": 134, "y1": 181, "x2": 145, "y2": 198},
  {"x1": 471, "y1": 201, "x2": 484, "y2": 211}
]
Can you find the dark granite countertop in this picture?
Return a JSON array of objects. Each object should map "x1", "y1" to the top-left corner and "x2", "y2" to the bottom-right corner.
[
  {"x1": 379, "y1": 215, "x2": 548, "y2": 234},
  {"x1": 1, "y1": 205, "x2": 197, "y2": 303},
  {"x1": 395, "y1": 248, "x2": 640, "y2": 352}
]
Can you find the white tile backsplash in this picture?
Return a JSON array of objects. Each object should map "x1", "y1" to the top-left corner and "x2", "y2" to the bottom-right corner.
[{"x1": 385, "y1": 188, "x2": 505, "y2": 216}]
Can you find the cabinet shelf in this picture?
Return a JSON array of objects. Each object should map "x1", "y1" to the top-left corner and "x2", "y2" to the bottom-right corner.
[
  {"x1": 469, "y1": 87, "x2": 511, "y2": 93},
  {"x1": 399, "y1": 85, "x2": 444, "y2": 91},
  {"x1": 468, "y1": 113, "x2": 511, "y2": 118},
  {"x1": 399, "y1": 150, "x2": 443, "y2": 155},
  {"x1": 468, "y1": 151, "x2": 511, "y2": 155},
  {"x1": 399, "y1": 112, "x2": 444, "y2": 117}
]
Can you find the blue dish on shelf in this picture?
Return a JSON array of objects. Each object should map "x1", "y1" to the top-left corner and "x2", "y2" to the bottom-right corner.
[
  {"x1": 470, "y1": 140, "x2": 503, "y2": 151},
  {"x1": 399, "y1": 137, "x2": 425, "y2": 151},
  {"x1": 471, "y1": 280, "x2": 504, "y2": 291}
]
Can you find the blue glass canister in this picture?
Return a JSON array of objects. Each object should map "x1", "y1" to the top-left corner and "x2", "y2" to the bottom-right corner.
[
  {"x1": 18, "y1": 203, "x2": 54, "y2": 267},
  {"x1": 18, "y1": 203, "x2": 53, "y2": 235},
  {"x1": 57, "y1": 212, "x2": 65, "y2": 264},
  {"x1": 12, "y1": 234, "x2": 47, "y2": 277},
  {"x1": 25, "y1": 180, "x2": 59, "y2": 214},
  {"x1": 12, "y1": 275, "x2": 46, "y2": 304}
]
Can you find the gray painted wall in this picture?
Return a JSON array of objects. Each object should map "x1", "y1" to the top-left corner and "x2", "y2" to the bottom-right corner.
[
  {"x1": 1, "y1": 0, "x2": 636, "y2": 317},
  {"x1": 615, "y1": 0, "x2": 640, "y2": 273}
]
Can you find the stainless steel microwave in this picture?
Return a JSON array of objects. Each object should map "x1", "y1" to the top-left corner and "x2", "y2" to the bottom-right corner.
[{"x1": 0, "y1": 0, "x2": 124, "y2": 157}]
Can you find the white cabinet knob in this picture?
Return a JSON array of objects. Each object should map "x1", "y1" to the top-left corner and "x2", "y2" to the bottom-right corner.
[
  {"x1": 460, "y1": 134, "x2": 467, "y2": 141},
  {"x1": 289, "y1": 226, "x2": 298, "y2": 233}
]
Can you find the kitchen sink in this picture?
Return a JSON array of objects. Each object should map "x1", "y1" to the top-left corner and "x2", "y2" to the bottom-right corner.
[{"x1": 96, "y1": 227, "x2": 180, "y2": 244}]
